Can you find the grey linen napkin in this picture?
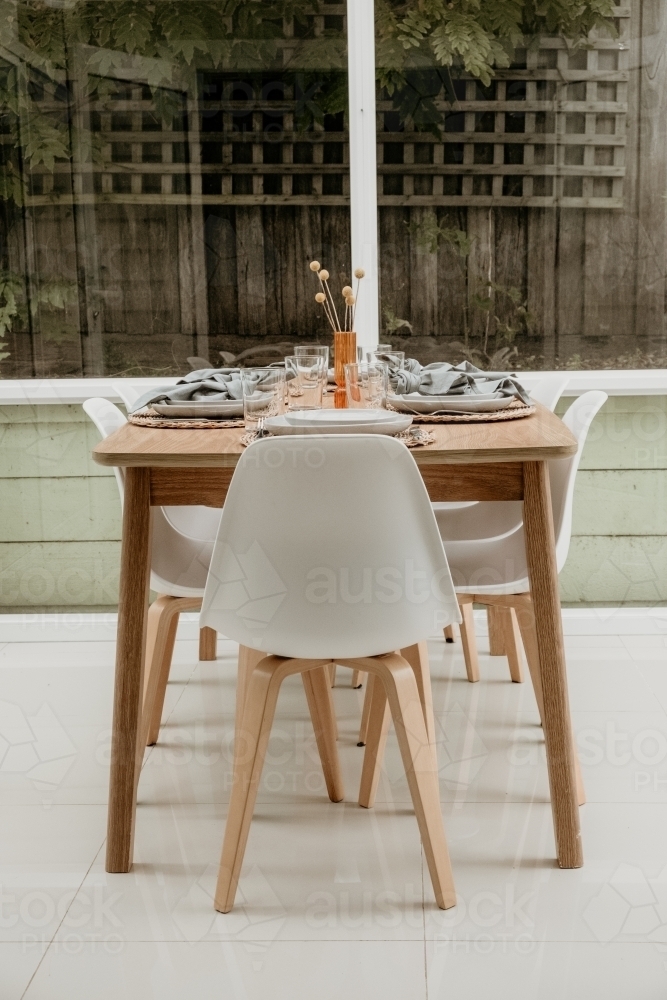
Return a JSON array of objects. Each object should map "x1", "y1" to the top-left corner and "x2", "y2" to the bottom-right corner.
[
  {"x1": 389, "y1": 360, "x2": 530, "y2": 404},
  {"x1": 129, "y1": 367, "x2": 285, "y2": 414}
]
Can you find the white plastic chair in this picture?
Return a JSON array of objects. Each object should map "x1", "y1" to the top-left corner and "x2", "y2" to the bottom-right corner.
[
  {"x1": 83, "y1": 397, "x2": 224, "y2": 747},
  {"x1": 200, "y1": 434, "x2": 460, "y2": 913},
  {"x1": 441, "y1": 390, "x2": 607, "y2": 690},
  {"x1": 435, "y1": 374, "x2": 569, "y2": 647},
  {"x1": 113, "y1": 382, "x2": 223, "y2": 547},
  {"x1": 360, "y1": 392, "x2": 606, "y2": 813}
]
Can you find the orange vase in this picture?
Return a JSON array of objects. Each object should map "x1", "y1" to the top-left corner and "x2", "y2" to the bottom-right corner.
[{"x1": 333, "y1": 330, "x2": 357, "y2": 409}]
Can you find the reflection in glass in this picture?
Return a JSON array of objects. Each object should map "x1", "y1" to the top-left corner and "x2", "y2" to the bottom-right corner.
[
  {"x1": 0, "y1": 2, "x2": 349, "y2": 377},
  {"x1": 374, "y1": 4, "x2": 666, "y2": 371}
]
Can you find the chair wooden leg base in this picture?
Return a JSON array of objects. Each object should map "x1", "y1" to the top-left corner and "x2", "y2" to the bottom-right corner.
[
  {"x1": 142, "y1": 595, "x2": 202, "y2": 748},
  {"x1": 501, "y1": 607, "x2": 525, "y2": 683},
  {"x1": 458, "y1": 599, "x2": 480, "y2": 683},
  {"x1": 359, "y1": 642, "x2": 437, "y2": 807},
  {"x1": 444, "y1": 624, "x2": 455, "y2": 644},
  {"x1": 487, "y1": 605, "x2": 506, "y2": 655},
  {"x1": 214, "y1": 656, "x2": 342, "y2": 913},
  {"x1": 341, "y1": 653, "x2": 456, "y2": 910},
  {"x1": 351, "y1": 669, "x2": 364, "y2": 688},
  {"x1": 215, "y1": 652, "x2": 456, "y2": 913},
  {"x1": 199, "y1": 626, "x2": 217, "y2": 661},
  {"x1": 358, "y1": 673, "x2": 375, "y2": 745}
]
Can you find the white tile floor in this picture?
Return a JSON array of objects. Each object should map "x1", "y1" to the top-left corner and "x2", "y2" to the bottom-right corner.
[{"x1": 2, "y1": 625, "x2": 667, "y2": 999}]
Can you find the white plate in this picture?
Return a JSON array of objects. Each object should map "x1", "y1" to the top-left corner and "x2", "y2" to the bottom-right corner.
[
  {"x1": 264, "y1": 412, "x2": 412, "y2": 436},
  {"x1": 285, "y1": 408, "x2": 398, "y2": 426},
  {"x1": 152, "y1": 399, "x2": 243, "y2": 418},
  {"x1": 388, "y1": 393, "x2": 518, "y2": 415}
]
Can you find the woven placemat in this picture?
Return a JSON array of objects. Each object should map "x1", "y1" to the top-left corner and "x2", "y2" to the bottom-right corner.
[
  {"x1": 129, "y1": 408, "x2": 244, "y2": 429},
  {"x1": 240, "y1": 428, "x2": 435, "y2": 448},
  {"x1": 389, "y1": 400, "x2": 535, "y2": 423}
]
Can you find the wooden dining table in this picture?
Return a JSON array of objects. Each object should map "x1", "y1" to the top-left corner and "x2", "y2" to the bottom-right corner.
[{"x1": 93, "y1": 402, "x2": 583, "y2": 876}]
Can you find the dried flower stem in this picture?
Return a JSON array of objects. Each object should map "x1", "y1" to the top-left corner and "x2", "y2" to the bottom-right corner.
[
  {"x1": 317, "y1": 293, "x2": 336, "y2": 332},
  {"x1": 319, "y1": 275, "x2": 342, "y2": 332}
]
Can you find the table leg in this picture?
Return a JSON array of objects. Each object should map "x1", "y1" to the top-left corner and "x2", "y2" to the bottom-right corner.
[
  {"x1": 106, "y1": 467, "x2": 152, "y2": 873},
  {"x1": 523, "y1": 461, "x2": 582, "y2": 869}
]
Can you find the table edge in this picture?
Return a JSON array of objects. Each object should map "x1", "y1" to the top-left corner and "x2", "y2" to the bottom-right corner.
[{"x1": 92, "y1": 442, "x2": 578, "y2": 468}]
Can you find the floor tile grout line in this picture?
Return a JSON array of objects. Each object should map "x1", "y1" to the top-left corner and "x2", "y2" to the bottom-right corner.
[
  {"x1": 421, "y1": 845, "x2": 429, "y2": 1000},
  {"x1": 19, "y1": 838, "x2": 105, "y2": 1000}
]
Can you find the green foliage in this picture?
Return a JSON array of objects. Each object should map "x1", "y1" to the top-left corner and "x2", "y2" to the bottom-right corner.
[
  {"x1": 404, "y1": 213, "x2": 534, "y2": 350},
  {"x1": 0, "y1": 269, "x2": 78, "y2": 367},
  {"x1": 383, "y1": 304, "x2": 413, "y2": 336},
  {"x1": 0, "y1": 270, "x2": 22, "y2": 339},
  {"x1": 377, "y1": 0, "x2": 616, "y2": 89},
  {"x1": 406, "y1": 215, "x2": 473, "y2": 256}
]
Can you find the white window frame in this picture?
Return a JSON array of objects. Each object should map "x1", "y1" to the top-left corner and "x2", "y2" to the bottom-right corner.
[{"x1": 347, "y1": 0, "x2": 379, "y2": 351}]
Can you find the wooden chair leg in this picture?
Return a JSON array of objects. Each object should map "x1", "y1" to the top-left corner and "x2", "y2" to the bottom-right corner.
[
  {"x1": 199, "y1": 626, "x2": 217, "y2": 661},
  {"x1": 351, "y1": 670, "x2": 364, "y2": 688},
  {"x1": 343, "y1": 653, "x2": 456, "y2": 910},
  {"x1": 302, "y1": 667, "x2": 345, "y2": 803},
  {"x1": 235, "y1": 646, "x2": 266, "y2": 749},
  {"x1": 237, "y1": 647, "x2": 341, "y2": 796},
  {"x1": 359, "y1": 642, "x2": 437, "y2": 809},
  {"x1": 142, "y1": 595, "x2": 200, "y2": 747},
  {"x1": 444, "y1": 624, "x2": 455, "y2": 643},
  {"x1": 516, "y1": 600, "x2": 586, "y2": 807},
  {"x1": 328, "y1": 662, "x2": 337, "y2": 686},
  {"x1": 214, "y1": 657, "x2": 336, "y2": 913},
  {"x1": 358, "y1": 673, "x2": 391, "y2": 808},
  {"x1": 401, "y1": 642, "x2": 436, "y2": 746},
  {"x1": 357, "y1": 673, "x2": 375, "y2": 746},
  {"x1": 459, "y1": 601, "x2": 480, "y2": 683},
  {"x1": 501, "y1": 606, "x2": 525, "y2": 683},
  {"x1": 488, "y1": 605, "x2": 506, "y2": 655}
]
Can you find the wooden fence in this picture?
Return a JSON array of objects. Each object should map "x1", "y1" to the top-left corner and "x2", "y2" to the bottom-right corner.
[{"x1": 1, "y1": 1, "x2": 665, "y2": 375}]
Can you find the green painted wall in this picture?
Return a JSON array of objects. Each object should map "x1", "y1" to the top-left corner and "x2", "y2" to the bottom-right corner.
[{"x1": 0, "y1": 396, "x2": 665, "y2": 609}]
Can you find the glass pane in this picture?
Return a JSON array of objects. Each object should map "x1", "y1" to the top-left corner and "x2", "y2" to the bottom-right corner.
[
  {"x1": 0, "y1": 2, "x2": 348, "y2": 377},
  {"x1": 375, "y1": 7, "x2": 666, "y2": 370}
]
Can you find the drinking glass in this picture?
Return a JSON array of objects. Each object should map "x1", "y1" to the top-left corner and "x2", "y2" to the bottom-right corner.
[
  {"x1": 344, "y1": 362, "x2": 388, "y2": 409},
  {"x1": 284, "y1": 355, "x2": 326, "y2": 411},
  {"x1": 367, "y1": 349, "x2": 405, "y2": 369},
  {"x1": 241, "y1": 368, "x2": 286, "y2": 429},
  {"x1": 294, "y1": 344, "x2": 330, "y2": 369}
]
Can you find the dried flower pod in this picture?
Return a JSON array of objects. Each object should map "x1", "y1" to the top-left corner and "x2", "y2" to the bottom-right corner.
[
  {"x1": 309, "y1": 260, "x2": 321, "y2": 272},
  {"x1": 345, "y1": 295, "x2": 355, "y2": 306},
  {"x1": 315, "y1": 292, "x2": 326, "y2": 303},
  {"x1": 319, "y1": 269, "x2": 330, "y2": 281},
  {"x1": 354, "y1": 268, "x2": 365, "y2": 279},
  {"x1": 342, "y1": 285, "x2": 353, "y2": 296}
]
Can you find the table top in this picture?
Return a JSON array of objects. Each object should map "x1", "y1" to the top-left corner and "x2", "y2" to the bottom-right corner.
[{"x1": 93, "y1": 403, "x2": 577, "y2": 468}]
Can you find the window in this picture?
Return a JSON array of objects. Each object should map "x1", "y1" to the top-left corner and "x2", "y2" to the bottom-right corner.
[
  {"x1": 2, "y1": 3, "x2": 666, "y2": 375},
  {"x1": 0, "y1": 3, "x2": 349, "y2": 376},
  {"x1": 373, "y1": 6, "x2": 665, "y2": 369}
]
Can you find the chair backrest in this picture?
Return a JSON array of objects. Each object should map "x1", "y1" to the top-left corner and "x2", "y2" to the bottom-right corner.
[
  {"x1": 82, "y1": 397, "x2": 127, "y2": 502},
  {"x1": 112, "y1": 382, "x2": 143, "y2": 411},
  {"x1": 113, "y1": 381, "x2": 221, "y2": 542},
  {"x1": 551, "y1": 390, "x2": 607, "y2": 569},
  {"x1": 200, "y1": 435, "x2": 460, "y2": 659},
  {"x1": 530, "y1": 374, "x2": 569, "y2": 411}
]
